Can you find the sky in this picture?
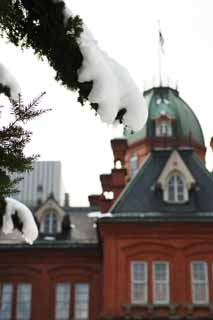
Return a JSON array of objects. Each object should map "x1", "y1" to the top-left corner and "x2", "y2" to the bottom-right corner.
[{"x1": 1, "y1": 0, "x2": 213, "y2": 205}]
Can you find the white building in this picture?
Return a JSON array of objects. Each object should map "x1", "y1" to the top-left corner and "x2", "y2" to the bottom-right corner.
[{"x1": 13, "y1": 161, "x2": 65, "y2": 207}]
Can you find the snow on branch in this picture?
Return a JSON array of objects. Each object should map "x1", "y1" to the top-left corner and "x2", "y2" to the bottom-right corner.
[
  {"x1": 2, "y1": 198, "x2": 38, "y2": 244},
  {"x1": 62, "y1": 3, "x2": 148, "y2": 131},
  {"x1": 0, "y1": 63, "x2": 20, "y2": 100}
]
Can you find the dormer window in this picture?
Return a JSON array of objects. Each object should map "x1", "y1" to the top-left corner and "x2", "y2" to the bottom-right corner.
[
  {"x1": 41, "y1": 212, "x2": 58, "y2": 234},
  {"x1": 165, "y1": 173, "x2": 188, "y2": 203},
  {"x1": 157, "y1": 151, "x2": 195, "y2": 205},
  {"x1": 129, "y1": 154, "x2": 138, "y2": 177},
  {"x1": 156, "y1": 121, "x2": 172, "y2": 137}
]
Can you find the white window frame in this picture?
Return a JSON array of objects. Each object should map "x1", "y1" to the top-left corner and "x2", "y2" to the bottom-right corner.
[
  {"x1": 16, "y1": 283, "x2": 32, "y2": 320},
  {"x1": 153, "y1": 262, "x2": 170, "y2": 305},
  {"x1": 74, "y1": 283, "x2": 90, "y2": 320},
  {"x1": 40, "y1": 212, "x2": 60, "y2": 234},
  {"x1": 55, "y1": 282, "x2": 71, "y2": 320},
  {"x1": 156, "y1": 121, "x2": 172, "y2": 137},
  {"x1": 0, "y1": 283, "x2": 13, "y2": 320},
  {"x1": 191, "y1": 261, "x2": 209, "y2": 304},
  {"x1": 164, "y1": 173, "x2": 188, "y2": 203},
  {"x1": 131, "y1": 261, "x2": 148, "y2": 304}
]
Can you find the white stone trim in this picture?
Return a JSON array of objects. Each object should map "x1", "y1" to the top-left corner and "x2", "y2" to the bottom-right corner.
[
  {"x1": 164, "y1": 172, "x2": 189, "y2": 203},
  {"x1": 191, "y1": 261, "x2": 209, "y2": 304},
  {"x1": 157, "y1": 150, "x2": 195, "y2": 190},
  {"x1": 131, "y1": 261, "x2": 148, "y2": 304},
  {"x1": 152, "y1": 261, "x2": 170, "y2": 305}
]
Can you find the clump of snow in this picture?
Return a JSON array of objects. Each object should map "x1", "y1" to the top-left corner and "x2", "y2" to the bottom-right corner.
[
  {"x1": 2, "y1": 198, "x2": 38, "y2": 244},
  {"x1": 88, "y1": 211, "x2": 112, "y2": 219},
  {"x1": 78, "y1": 42, "x2": 148, "y2": 131},
  {"x1": 56, "y1": 0, "x2": 148, "y2": 131},
  {"x1": 0, "y1": 63, "x2": 20, "y2": 100}
]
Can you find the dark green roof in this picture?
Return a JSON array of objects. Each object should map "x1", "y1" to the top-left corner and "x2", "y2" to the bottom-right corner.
[
  {"x1": 111, "y1": 149, "x2": 213, "y2": 217},
  {"x1": 125, "y1": 87, "x2": 205, "y2": 146}
]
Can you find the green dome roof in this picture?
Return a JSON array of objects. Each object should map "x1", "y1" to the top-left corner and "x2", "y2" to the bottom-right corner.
[{"x1": 125, "y1": 87, "x2": 205, "y2": 146}]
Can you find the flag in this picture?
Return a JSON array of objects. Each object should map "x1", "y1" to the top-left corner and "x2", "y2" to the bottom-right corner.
[{"x1": 159, "y1": 30, "x2": 165, "y2": 54}]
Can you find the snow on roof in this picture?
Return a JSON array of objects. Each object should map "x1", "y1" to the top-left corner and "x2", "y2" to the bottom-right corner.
[{"x1": 88, "y1": 211, "x2": 112, "y2": 218}]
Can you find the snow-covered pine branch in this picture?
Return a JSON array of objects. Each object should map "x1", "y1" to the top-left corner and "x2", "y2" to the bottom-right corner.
[
  {"x1": 1, "y1": 198, "x2": 38, "y2": 244},
  {"x1": 61, "y1": 3, "x2": 148, "y2": 131},
  {"x1": 0, "y1": 87, "x2": 48, "y2": 244},
  {"x1": 0, "y1": 0, "x2": 148, "y2": 132}
]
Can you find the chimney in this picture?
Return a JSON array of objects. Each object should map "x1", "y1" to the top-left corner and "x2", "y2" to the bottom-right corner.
[{"x1": 111, "y1": 138, "x2": 128, "y2": 168}]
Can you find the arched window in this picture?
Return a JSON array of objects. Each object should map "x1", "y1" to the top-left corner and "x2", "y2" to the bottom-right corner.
[
  {"x1": 42, "y1": 212, "x2": 58, "y2": 234},
  {"x1": 129, "y1": 154, "x2": 138, "y2": 178},
  {"x1": 165, "y1": 173, "x2": 188, "y2": 203},
  {"x1": 156, "y1": 121, "x2": 172, "y2": 137}
]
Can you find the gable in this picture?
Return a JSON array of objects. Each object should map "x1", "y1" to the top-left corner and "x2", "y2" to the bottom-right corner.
[
  {"x1": 111, "y1": 150, "x2": 213, "y2": 215},
  {"x1": 35, "y1": 198, "x2": 66, "y2": 223},
  {"x1": 157, "y1": 150, "x2": 196, "y2": 189}
]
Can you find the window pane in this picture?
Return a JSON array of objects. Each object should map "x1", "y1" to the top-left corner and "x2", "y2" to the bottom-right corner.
[
  {"x1": 193, "y1": 284, "x2": 208, "y2": 302},
  {"x1": 154, "y1": 263, "x2": 167, "y2": 281},
  {"x1": 132, "y1": 283, "x2": 146, "y2": 303},
  {"x1": 133, "y1": 263, "x2": 146, "y2": 281},
  {"x1": 55, "y1": 283, "x2": 70, "y2": 320},
  {"x1": 0, "y1": 283, "x2": 13, "y2": 320},
  {"x1": 155, "y1": 283, "x2": 168, "y2": 302},
  {"x1": 191, "y1": 262, "x2": 208, "y2": 303},
  {"x1": 193, "y1": 262, "x2": 206, "y2": 281},
  {"x1": 74, "y1": 284, "x2": 89, "y2": 320},
  {"x1": 44, "y1": 212, "x2": 58, "y2": 234},
  {"x1": 16, "y1": 284, "x2": 32, "y2": 320},
  {"x1": 168, "y1": 176, "x2": 175, "y2": 201},
  {"x1": 167, "y1": 174, "x2": 187, "y2": 203},
  {"x1": 177, "y1": 176, "x2": 184, "y2": 201},
  {"x1": 153, "y1": 263, "x2": 169, "y2": 303}
]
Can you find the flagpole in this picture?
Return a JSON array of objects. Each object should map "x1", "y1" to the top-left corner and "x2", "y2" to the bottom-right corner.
[
  {"x1": 158, "y1": 36, "x2": 162, "y2": 86},
  {"x1": 158, "y1": 20, "x2": 164, "y2": 87}
]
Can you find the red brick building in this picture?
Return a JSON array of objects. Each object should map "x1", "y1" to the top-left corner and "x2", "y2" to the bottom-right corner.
[{"x1": 1, "y1": 86, "x2": 213, "y2": 320}]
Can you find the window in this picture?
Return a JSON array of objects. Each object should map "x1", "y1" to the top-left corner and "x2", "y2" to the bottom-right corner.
[
  {"x1": 165, "y1": 173, "x2": 188, "y2": 203},
  {"x1": 55, "y1": 283, "x2": 70, "y2": 320},
  {"x1": 191, "y1": 262, "x2": 209, "y2": 304},
  {"x1": 156, "y1": 121, "x2": 172, "y2": 137},
  {"x1": 0, "y1": 283, "x2": 31, "y2": 320},
  {"x1": 16, "y1": 284, "x2": 32, "y2": 320},
  {"x1": 0, "y1": 284, "x2": 13, "y2": 320},
  {"x1": 42, "y1": 212, "x2": 58, "y2": 234},
  {"x1": 129, "y1": 154, "x2": 138, "y2": 178},
  {"x1": 153, "y1": 262, "x2": 169, "y2": 304},
  {"x1": 131, "y1": 262, "x2": 147, "y2": 304},
  {"x1": 74, "y1": 284, "x2": 89, "y2": 320},
  {"x1": 55, "y1": 283, "x2": 90, "y2": 320}
]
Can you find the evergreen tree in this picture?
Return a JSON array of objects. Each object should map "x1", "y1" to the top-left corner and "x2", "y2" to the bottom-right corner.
[
  {"x1": 0, "y1": 0, "x2": 138, "y2": 126},
  {"x1": 0, "y1": 87, "x2": 49, "y2": 227},
  {"x1": 0, "y1": 0, "x2": 92, "y2": 104}
]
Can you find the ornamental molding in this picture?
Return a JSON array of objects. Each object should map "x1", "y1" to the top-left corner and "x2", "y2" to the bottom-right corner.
[{"x1": 34, "y1": 198, "x2": 66, "y2": 222}]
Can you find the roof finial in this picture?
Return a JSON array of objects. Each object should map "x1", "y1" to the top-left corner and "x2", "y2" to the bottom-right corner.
[{"x1": 157, "y1": 20, "x2": 165, "y2": 87}]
